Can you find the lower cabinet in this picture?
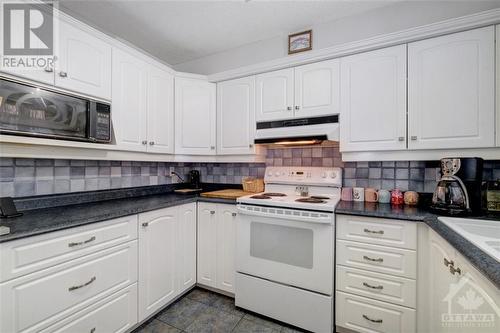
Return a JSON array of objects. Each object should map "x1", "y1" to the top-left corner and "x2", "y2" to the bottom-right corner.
[
  {"x1": 138, "y1": 203, "x2": 197, "y2": 322},
  {"x1": 197, "y1": 202, "x2": 237, "y2": 293}
]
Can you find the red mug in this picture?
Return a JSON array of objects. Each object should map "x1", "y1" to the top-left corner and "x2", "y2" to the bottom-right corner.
[{"x1": 391, "y1": 189, "x2": 404, "y2": 205}]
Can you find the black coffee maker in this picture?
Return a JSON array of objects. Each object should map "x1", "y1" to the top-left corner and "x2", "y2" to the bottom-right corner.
[
  {"x1": 431, "y1": 157, "x2": 483, "y2": 215},
  {"x1": 187, "y1": 170, "x2": 201, "y2": 189}
]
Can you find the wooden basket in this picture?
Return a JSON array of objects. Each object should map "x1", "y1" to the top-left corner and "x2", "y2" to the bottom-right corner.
[{"x1": 242, "y1": 177, "x2": 264, "y2": 193}]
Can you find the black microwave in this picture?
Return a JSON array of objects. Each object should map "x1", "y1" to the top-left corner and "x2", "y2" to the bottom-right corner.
[{"x1": 0, "y1": 78, "x2": 111, "y2": 143}]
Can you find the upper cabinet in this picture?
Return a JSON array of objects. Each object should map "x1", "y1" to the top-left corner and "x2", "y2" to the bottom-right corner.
[
  {"x1": 340, "y1": 45, "x2": 407, "y2": 152},
  {"x1": 255, "y1": 68, "x2": 294, "y2": 121},
  {"x1": 256, "y1": 60, "x2": 340, "y2": 122},
  {"x1": 57, "y1": 20, "x2": 112, "y2": 100},
  {"x1": 175, "y1": 77, "x2": 216, "y2": 155},
  {"x1": 408, "y1": 27, "x2": 495, "y2": 150},
  {"x1": 496, "y1": 25, "x2": 500, "y2": 147},
  {"x1": 217, "y1": 76, "x2": 256, "y2": 155},
  {"x1": 294, "y1": 59, "x2": 340, "y2": 118}
]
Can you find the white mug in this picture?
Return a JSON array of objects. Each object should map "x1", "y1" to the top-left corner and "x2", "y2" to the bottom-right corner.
[{"x1": 353, "y1": 187, "x2": 365, "y2": 202}]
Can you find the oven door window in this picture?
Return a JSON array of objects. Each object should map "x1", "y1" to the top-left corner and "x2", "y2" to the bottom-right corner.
[
  {"x1": 250, "y1": 222, "x2": 313, "y2": 269},
  {"x1": 0, "y1": 79, "x2": 88, "y2": 139}
]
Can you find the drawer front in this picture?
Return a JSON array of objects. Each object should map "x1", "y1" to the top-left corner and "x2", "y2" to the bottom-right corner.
[
  {"x1": 337, "y1": 240, "x2": 417, "y2": 278},
  {"x1": 337, "y1": 215, "x2": 417, "y2": 250},
  {"x1": 336, "y1": 291, "x2": 416, "y2": 333},
  {"x1": 41, "y1": 284, "x2": 138, "y2": 333},
  {"x1": 336, "y1": 265, "x2": 416, "y2": 308},
  {"x1": 0, "y1": 241, "x2": 138, "y2": 333},
  {"x1": 0, "y1": 215, "x2": 138, "y2": 282}
]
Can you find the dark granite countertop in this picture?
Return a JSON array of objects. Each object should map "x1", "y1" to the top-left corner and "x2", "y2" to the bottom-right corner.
[
  {"x1": 0, "y1": 185, "x2": 237, "y2": 244},
  {"x1": 335, "y1": 200, "x2": 500, "y2": 289}
]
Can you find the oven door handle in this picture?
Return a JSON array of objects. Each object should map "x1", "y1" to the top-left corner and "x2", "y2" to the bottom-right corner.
[{"x1": 236, "y1": 204, "x2": 333, "y2": 224}]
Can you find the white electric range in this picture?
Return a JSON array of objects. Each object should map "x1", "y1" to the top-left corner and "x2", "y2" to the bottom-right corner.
[{"x1": 235, "y1": 166, "x2": 342, "y2": 333}]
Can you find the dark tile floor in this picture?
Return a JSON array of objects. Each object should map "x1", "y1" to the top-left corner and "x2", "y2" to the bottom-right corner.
[{"x1": 133, "y1": 287, "x2": 307, "y2": 333}]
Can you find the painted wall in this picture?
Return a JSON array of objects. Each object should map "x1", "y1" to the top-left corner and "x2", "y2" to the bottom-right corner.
[{"x1": 174, "y1": 1, "x2": 500, "y2": 75}]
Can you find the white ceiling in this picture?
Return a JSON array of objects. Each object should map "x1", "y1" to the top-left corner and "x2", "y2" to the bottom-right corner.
[{"x1": 59, "y1": 0, "x2": 395, "y2": 66}]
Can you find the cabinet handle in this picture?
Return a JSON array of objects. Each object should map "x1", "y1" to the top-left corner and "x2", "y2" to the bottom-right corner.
[
  {"x1": 249, "y1": 144, "x2": 254, "y2": 148},
  {"x1": 210, "y1": 146, "x2": 215, "y2": 150},
  {"x1": 294, "y1": 106, "x2": 300, "y2": 110},
  {"x1": 443, "y1": 258, "x2": 454, "y2": 267},
  {"x1": 363, "y1": 282, "x2": 384, "y2": 290},
  {"x1": 363, "y1": 228, "x2": 384, "y2": 235},
  {"x1": 68, "y1": 236, "x2": 96, "y2": 247},
  {"x1": 59, "y1": 71, "x2": 67, "y2": 78},
  {"x1": 90, "y1": 328, "x2": 96, "y2": 333},
  {"x1": 142, "y1": 140, "x2": 147, "y2": 145},
  {"x1": 398, "y1": 136, "x2": 405, "y2": 142},
  {"x1": 232, "y1": 212, "x2": 237, "y2": 217},
  {"x1": 362, "y1": 314, "x2": 383, "y2": 323},
  {"x1": 411, "y1": 136, "x2": 417, "y2": 141},
  {"x1": 287, "y1": 106, "x2": 292, "y2": 111},
  {"x1": 363, "y1": 255, "x2": 384, "y2": 263},
  {"x1": 142, "y1": 222, "x2": 149, "y2": 227},
  {"x1": 210, "y1": 210, "x2": 216, "y2": 214},
  {"x1": 149, "y1": 141, "x2": 155, "y2": 146},
  {"x1": 68, "y1": 276, "x2": 96, "y2": 291},
  {"x1": 450, "y1": 266, "x2": 462, "y2": 275},
  {"x1": 44, "y1": 67, "x2": 53, "y2": 73}
]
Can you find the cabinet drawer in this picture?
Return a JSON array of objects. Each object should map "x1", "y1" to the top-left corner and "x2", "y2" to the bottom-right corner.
[
  {"x1": 336, "y1": 265, "x2": 416, "y2": 308},
  {"x1": 41, "y1": 284, "x2": 138, "y2": 333},
  {"x1": 336, "y1": 291, "x2": 416, "y2": 333},
  {"x1": 337, "y1": 240, "x2": 417, "y2": 278},
  {"x1": 0, "y1": 215, "x2": 138, "y2": 282},
  {"x1": 337, "y1": 215, "x2": 417, "y2": 250},
  {"x1": 0, "y1": 241, "x2": 138, "y2": 333}
]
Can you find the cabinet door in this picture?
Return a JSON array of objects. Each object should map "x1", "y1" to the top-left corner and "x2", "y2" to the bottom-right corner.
[
  {"x1": 216, "y1": 204, "x2": 237, "y2": 293},
  {"x1": 177, "y1": 203, "x2": 197, "y2": 294},
  {"x1": 57, "y1": 20, "x2": 112, "y2": 100},
  {"x1": 408, "y1": 27, "x2": 495, "y2": 149},
  {"x1": 340, "y1": 45, "x2": 407, "y2": 152},
  {"x1": 255, "y1": 68, "x2": 294, "y2": 121},
  {"x1": 197, "y1": 203, "x2": 217, "y2": 288},
  {"x1": 138, "y1": 207, "x2": 177, "y2": 321},
  {"x1": 294, "y1": 59, "x2": 340, "y2": 118},
  {"x1": 427, "y1": 230, "x2": 460, "y2": 333},
  {"x1": 147, "y1": 65, "x2": 174, "y2": 154},
  {"x1": 217, "y1": 76, "x2": 255, "y2": 155},
  {"x1": 175, "y1": 77, "x2": 216, "y2": 155},
  {"x1": 112, "y1": 48, "x2": 148, "y2": 152}
]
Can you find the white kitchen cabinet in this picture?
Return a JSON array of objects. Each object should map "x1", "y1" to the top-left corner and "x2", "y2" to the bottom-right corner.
[
  {"x1": 57, "y1": 20, "x2": 112, "y2": 100},
  {"x1": 197, "y1": 202, "x2": 218, "y2": 288},
  {"x1": 112, "y1": 48, "x2": 148, "y2": 152},
  {"x1": 408, "y1": 27, "x2": 495, "y2": 150},
  {"x1": 217, "y1": 76, "x2": 256, "y2": 155},
  {"x1": 255, "y1": 68, "x2": 294, "y2": 121},
  {"x1": 177, "y1": 203, "x2": 197, "y2": 294},
  {"x1": 0, "y1": 61, "x2": 55, "y2": 85},
  {"x1": 175, "y1": 77, "x2": 216, "y2": 155},
  {"x1": 197, "y1": 202, "x2": 236, "y2": 293},
  {"x1": 496, "y1": 25, "x2": 500, "y2": 147},
  {"x1": 147, "y1": 65, "x2": 174, "y2": 154},
  {"x1": 138, "y1": 207, "x2": 177, "y2": 321},
  {"x1": 340, "y1": 45, "x2": 407, "y2": 152},
  {"x1": 294, "y1": 59, "x2": 340, "y2": 118},
  {"x1": 216, "y1": 205, "x2": 237, "y2": 293}
]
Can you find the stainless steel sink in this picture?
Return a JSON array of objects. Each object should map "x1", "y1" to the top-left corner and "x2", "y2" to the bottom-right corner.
[{"x1": 438, "y1": 217, "x2": 500, "y2": 262}]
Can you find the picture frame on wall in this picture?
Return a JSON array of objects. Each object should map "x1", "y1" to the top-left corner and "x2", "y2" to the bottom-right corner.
[{"x1": 288, "y1": 30, "x2": 312, "y2": 54}]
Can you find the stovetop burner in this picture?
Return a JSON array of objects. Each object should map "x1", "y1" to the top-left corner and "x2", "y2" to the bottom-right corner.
[
  {"x1": 262, "y1": 192, "x2": 287, "y2": 197},
  {"x1": 295, "y1": 197, "x2": 326, "y2": 203},
  {"x1": 250, "y1": 195, "x2": 272, "y2": 199},
  {"x1": 310, "y1": 195, "x2": 330, "y2": 200}
]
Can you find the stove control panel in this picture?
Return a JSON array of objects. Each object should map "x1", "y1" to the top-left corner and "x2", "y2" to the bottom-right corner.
[{"x1": 265, "y1": 167, "x2": 342, "y2": 187}]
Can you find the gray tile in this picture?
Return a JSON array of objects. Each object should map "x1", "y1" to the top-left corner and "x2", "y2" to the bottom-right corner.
[
  {"x1": 157, "y1": 297, "x2": 210, "y2": 330},
  {"x1": 382, "y1": 161, "x2": 395, "y2": 167},
  {"x1": 186, "y1": 288, "x2": 219, "y2": 306},
  {"x1": 0, "y1": 158, "x2": 14, "y2": 166},
  {"x1": 424, "y1": 181, "x2": 437, "y2": 193},
  {"x1": 15, "y1": 158, "x2": 35, "y2": 166},
  {"x1": 292, "y1": 149, "x2": 302, "y2": 158},
  {"x1": 396, "y1": 161, "x2": 409, "y2": 168},
  {"x1": 35, "y1": 159, "x2": 53, "y2": 166},
  {"x1": 54, "y1": 179, "x2": 70, "y2": 193},
  {"x1": 322, "y1": 158, "x2": 333, "y2": 167},
  {"x1": 85, "y1": 160, "x2": 98, "y2": 166},
  {"x1": 424, "y1": 168, "x2": 437, "y2": 181},
  {"x1": 185, "y1": 306, "x2": 241, "y2": 333},
  {"x1": 0, "y1": 167, "x2": 14, "y2": 181},
  {"x1": 409, "y1": 168, "x2": 424, "y2": 181},
  {"x1": 15, "y1": 167, "x2": 35, "y2": 178},
  {"x1": 322, "y1": 147, "x2": 334, "y2": 158},
  {"x1": 70, "y1": 167, "x2": 85, "y2": 178},
  {"x1": 368, "y1": 179, "x2": 381, "y2": 189},
  {"x1": 409, "y1": 180, "x2": 424, "y2": 192},
  {"x1": 36, "y1": 180, "x2": 53, "y2": 195},
  {"x1": 233, "y1": 319, "x2": 279, "y2": 333},
  {"x1": 99, "y1": 167, "x2": 111, "y2": 176},
  {"x1": 110, "y1": 177, "x2": 122, "y2": 189},
  {"x1": 368, "y1": 162, "x2": 381, "y2": 167},
  {"x1": 36, "y1": 167, "x2": 53, "y2": 179},
  {"x1": 243, "y1": 313, "x2": 282, "y2": 331},
  {"x1": 355, "y1": 168, "x2": 369, "y2": 178},
  {"x1": 111, "y1": 161, "x2": 122, "y2": 166},
  {"x1": 98, "y1": 178, "x2": 111, "y2": 190},
  {"x1": 356, "y1": 179, "x2": 369, "y2": 188},
  {"x1": 210, "y1": 295, "x2": 245, "y2": 317},
  {"x1": 410, "y1": 161, "x2": 425, "y2": 168},
  {"x1": 54, "y1": 167, "x2": 70, "y2": 179},
  {"x1": 14, "y1": 181, "x2": 35, "y2": 196},
  {"x1": 85, "y1": 167, "x2": 98, "y2": 178},
  {"x1": 98, "y1": 160, "x2": 111, "y2": 166},
  {"x1": 301, "y1": 148, "x2": 311, "y2": 158},
  {"x1": 356, "y1": 161, "x2": 369, "y2": 168},
  {"x1": 344, "y1": 168, "x2": 356, "y2": 179},
  {"x1": 381, "y1": 179, "x2": 395, "y2": 190},
  {"x1": 70, "y1": 179, "x2": 85, "y2": 192},
  {"x1": 137, "y1": 319, "x2": 181, "y2": 333},
  {"x1": 85, "y1": 178, "x2": 98, "y2": 191},
  {"x1": 343, "y1": 179, "x2": 356, "y2": 187},
  {"x1": 395, "y1": 180, "x2": 409, "y2": 191},
  {"x1": 395, "y1": 168, "x2": 409, "y2": 180},
  {"x1": 382, "y1": 168, "x2": 394, "y2": 179},
  {"x1": 0, "y1": 182, "x2": 14, "y2": 197},
  {"x1": 70, "y1": 160, "x2": 86, "y2": 166},
  {"x1": 368, "y1": 168, "x2": 381, "y2": 179},
  {"x1": 54, "y1": 159, "x2": 70, "y2": 166}
]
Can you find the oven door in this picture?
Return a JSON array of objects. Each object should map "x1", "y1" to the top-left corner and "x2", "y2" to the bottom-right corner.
[{"x1": 236, "y1": 204, "x2": 333, "y2": 295}]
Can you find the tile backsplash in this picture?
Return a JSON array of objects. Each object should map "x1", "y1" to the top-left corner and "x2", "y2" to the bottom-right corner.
[{"x1": 1, "y1": 144, "x2": 499, "y2": 197}]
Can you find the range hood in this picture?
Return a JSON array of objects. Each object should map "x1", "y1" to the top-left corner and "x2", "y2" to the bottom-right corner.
[{"x1": 254, "y1": 115, "x2": 339, "y2": 145}]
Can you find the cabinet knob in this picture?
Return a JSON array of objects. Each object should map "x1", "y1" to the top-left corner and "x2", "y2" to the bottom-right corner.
[
  {"x1": 449, "y1": 265, "x2": 462, "y2": 275},
  {"x1": 398, "y1": 137, "x2": 405, "y2": 142},
  {"x1": 142, "y1": 222, "x2": 149, "y2": 227},
  {"x1": 249, "y1": 144, "x2": 254, "y2": 148},
  {"x1": 149, "y1": 141, "x2": 155, "y2": 146},
  {"x1": 44, "y1": 67, "x2": 53, "y2": 73},
  {"x1": 287, "y1": 106, "x2": 292, "y2": 111},
  {"x1": 210, "y1": 210, "x2": 216, "y2": 215},
  {"x1": 295, "y1": 106, "x2": 300, "y2": 110},
  {"x1": 210, "y1": 146, "x2": 215, "y2": 150},
  {"x1": 142, "y1": 140, "x2": 147, "y2": 145},
  {"x1": 232, "y1": 212, "x2": 237, "y2": 217},
  {"x1": 443, "y1": 258, "x2": 454, "y2": 267},
  {"x1": 59, "y1": 71, "x2": 67, "y2": 78},
  {"x1": 411, "y1": 136, "x2": 418, "y2": 141}
]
